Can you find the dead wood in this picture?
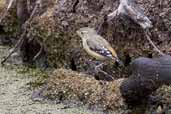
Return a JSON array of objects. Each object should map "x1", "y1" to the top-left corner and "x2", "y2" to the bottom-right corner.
[{"x1": 107, "y1": 0, "x2": 164, "y2": 56}]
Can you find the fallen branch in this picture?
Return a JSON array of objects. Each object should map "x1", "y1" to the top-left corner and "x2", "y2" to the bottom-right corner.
[
  {"x1": 1, "y1": 0, "x2": 42, "y2": 65},
  {"x1": 107, "y1": 0, "x2": 153, "y2": 29},
  {"x1": 107, "y1": 0, "x2": 165, "y2": 56}
]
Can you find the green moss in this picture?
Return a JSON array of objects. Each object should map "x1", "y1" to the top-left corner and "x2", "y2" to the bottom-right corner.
[
  {"x1": 0, "y1": 9, "x2": 20, "y2": 44},
  {"x1": 40, "y1": 69, "x2": 127, "y2": 112},
  {"x1": 16, "y1": 65, "x2": 48, "y2": 89}
]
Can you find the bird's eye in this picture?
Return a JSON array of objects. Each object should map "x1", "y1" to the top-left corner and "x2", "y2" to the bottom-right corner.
[
  {"x1": 80, "y1": 31, "x2": 84, "y2": 34},
  {"x1": 80, "y1": 31, "x2": 87, "y2": 34}
]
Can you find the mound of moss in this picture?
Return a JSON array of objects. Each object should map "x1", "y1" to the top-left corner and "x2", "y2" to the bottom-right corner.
[{"x1": 40, "y1": 68, "x2": 127, "y2": 112}]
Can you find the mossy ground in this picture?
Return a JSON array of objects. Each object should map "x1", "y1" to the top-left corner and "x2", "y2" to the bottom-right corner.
[
  {"x1": 16, "y1": 65, "x2": 49, "y2": 89},
  {"x1": 41, "y1": 68, "x2": 127, "y2": 113},
  {"x1": 33, "y1": 68, "x2": 171, "y2": 114},
  {"x1": 0, "y1": 46, "x2": 101, "y2": 114},
  {"x1": 1, "y1": 0, "x2": 171, "y2": 114}
]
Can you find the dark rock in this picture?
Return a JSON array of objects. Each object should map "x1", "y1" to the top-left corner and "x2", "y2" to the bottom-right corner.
[{"x1": 120, "y1": 55, "x2": 171, "y2": 104}]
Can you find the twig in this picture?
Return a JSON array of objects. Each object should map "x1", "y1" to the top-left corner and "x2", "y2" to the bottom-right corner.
[
  {"x1": 144, "y1": 30, "x2": 165, "y2": 56},
  {"x1": 95, "y1": 63, "x2": 114, "y2": 81},
  {"x1": 1, "y1": 30, "x2": 26, "y2": 65},
  {"x1": 1, "y1": 0, "x2": 42, "y2": 65},
  {"x1": 33, "y1": 43, "x2": 43, "y2": 61}
]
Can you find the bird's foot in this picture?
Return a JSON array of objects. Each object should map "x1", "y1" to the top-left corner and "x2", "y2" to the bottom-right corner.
[
  {"x1": 95, "y1": 63, "x2": 114, "y2": 81},
  {"x1": 95, "y1": 62, "x2": 104, "y2": 70}
]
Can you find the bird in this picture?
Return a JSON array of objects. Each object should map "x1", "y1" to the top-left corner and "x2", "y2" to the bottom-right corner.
[
  {"x1": 76, "y1": 27, "x2": 122, "y2": 65},
  {"x1": 77, "y1": 27, "x2": 124, "y2": 79},
  {"x1": 77, "y1": 27, "x2": 123, "y2": 80}
]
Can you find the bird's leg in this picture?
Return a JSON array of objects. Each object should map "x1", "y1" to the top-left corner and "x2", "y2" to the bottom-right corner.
[
  {"x1": 97, "y1": 68, "x2": 114, "y2": 80},
  {"x1": 95, "y1": 62, "x2": 114, "y2": 80},
  {"x1": 84, "y1": 59, "x2": 97, "y2": 75},
  {"x1": 85, "y1": 59, "x2": 93, "y2": 64},
  {"x1": 95, "y1": 62, "x2": 104, "y2": 70}
]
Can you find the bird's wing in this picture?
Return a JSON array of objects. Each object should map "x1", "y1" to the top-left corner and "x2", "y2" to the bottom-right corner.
[{"x1": 86, "y1": 37, "x2": 114, "y2": 59}]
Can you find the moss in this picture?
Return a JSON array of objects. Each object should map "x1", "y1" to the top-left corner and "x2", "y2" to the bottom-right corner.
[
  {"x1": 27, "y1": 6, "x2": 70, "y2": 68},
  {"x1": 134, "y1": 85, "x2": 171, "y2": 114},
  {"x1": 0, "y1": 3, "x2": 20, "y2": 39},
  {"x1": 16, "y1": 65, "x2": 49, "y2": 89},
  {"x1": 37, "y1": 69, "x2": 171, "y2": 113},
  {"x1": 40, "y1": 68, "x2": 127, "y2": 112},
  {"x1": 154, "y1": 85, "x2": 171, "y2": 104}
]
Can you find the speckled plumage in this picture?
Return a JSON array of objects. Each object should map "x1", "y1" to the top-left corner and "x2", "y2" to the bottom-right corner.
[{"x1": 76, "y1": 27, "x2": 119, "y2": 62}]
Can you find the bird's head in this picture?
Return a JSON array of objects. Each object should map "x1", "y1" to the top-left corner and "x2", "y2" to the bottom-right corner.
[{"x1": 76, "y1": 27, "x2": 96, "y2": 39}]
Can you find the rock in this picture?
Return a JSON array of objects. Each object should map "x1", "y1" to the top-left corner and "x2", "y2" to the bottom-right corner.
[
  {"x1": 6, "y1": 49, "x2": 23, "y2": 65},
  {"x1": 120, "y1": 55, "x2": 171, "y2": 104}
]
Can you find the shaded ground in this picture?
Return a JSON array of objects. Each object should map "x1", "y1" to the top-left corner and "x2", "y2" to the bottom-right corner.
[{"x1": 0, "y1": 46, "x2": 101, "y2": 114}]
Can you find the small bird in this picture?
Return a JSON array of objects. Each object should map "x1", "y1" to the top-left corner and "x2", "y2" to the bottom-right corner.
[
  {"x1": 76, "y1": 27, "x2": 123, "y2": 65},
  {"x1": 77, "y1": 27, "x2": 123, "y2": 80}
]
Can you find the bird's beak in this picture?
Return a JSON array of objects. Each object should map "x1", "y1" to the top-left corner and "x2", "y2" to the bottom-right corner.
[
  {"x1": 76, "y1": 30, "x2": 83, "y2": 38},
  {"x1": 115, "y1": 58, "x2": 124, "y2": 66},
  {"x1": 76, "y1": 30, "x2": 80, "y2": 35}
]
